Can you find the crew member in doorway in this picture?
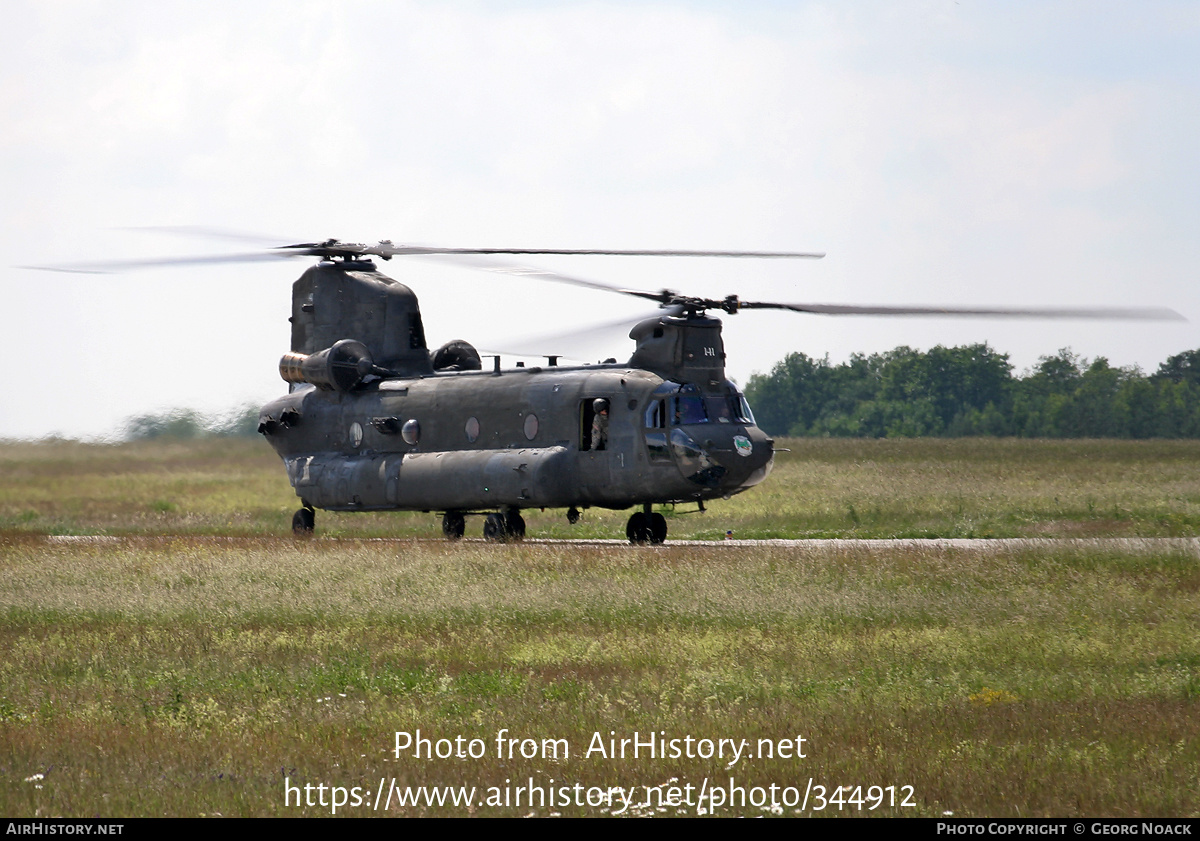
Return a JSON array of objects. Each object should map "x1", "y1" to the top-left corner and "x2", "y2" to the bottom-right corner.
[{"x1": 592, "y1": 398, "x2": 609, "y2": 451}]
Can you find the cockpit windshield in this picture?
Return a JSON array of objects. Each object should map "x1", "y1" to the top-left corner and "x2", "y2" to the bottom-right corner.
[
  {"x1": 651, "y1": 381, "x2": 755, "y2": 426},
  {"x1": 674, "y1": 388, "x2": 708, "y2": 425}
]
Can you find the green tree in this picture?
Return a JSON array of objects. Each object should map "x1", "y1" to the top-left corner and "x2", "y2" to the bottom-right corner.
[
  {"x1": 745, "y1": 352, "x2": 841, "y2": 436},
  {"x1": 124, "y1": 409, "x2": 208, "y2": 440},
  {"x1": 746, "y1": 344, "x2": 1200, "y2": 440},
  {"x1": 122, "y1": 404, "x2": 262, "y2": 441},
  {"x1": 878, "y1": 344, "x2": 1012, "y2": 433},
  {"x1": 1068, "y1": 358, "x2": 1125, "y2": 437},
  {"x1": 1153, "y1": 349, "x2": 1200, "y2": 387}
]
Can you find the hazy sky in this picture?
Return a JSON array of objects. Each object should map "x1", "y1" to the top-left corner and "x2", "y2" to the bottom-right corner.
[{"x1": 3, "y1": 1, "x2": 1198, "y2": 439}]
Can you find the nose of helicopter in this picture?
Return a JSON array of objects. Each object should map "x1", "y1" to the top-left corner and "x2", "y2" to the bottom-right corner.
[{"x1": 698, "y1": 424, "x2": 775, "y2": 491}]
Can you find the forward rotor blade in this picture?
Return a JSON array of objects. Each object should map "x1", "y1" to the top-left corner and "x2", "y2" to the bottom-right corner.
[
  {"x1": 740, "y1": 302, "x2": 1187, "y2": 321},
  {"x1": 120, "y1": 225, "x2": 299, "y2": 245},
  {"x1": 400, "y1": 247, "x2": 824, "y2": 258}
]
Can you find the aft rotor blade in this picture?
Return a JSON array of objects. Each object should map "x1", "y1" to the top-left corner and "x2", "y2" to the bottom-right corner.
[
  {"x1": 480, "y1": 305, "x2": 686, "y2": 360},
  {"x1": 740, "y1": 302, "x2": 1187, "y2": 321},
  {"x1": 20, "y1": 251, "x2": 291, "y2": 274},
  {"x1": 24, "y1": 240, "x2": 820, "y2": 275},
  {"x1": 414, "y1": 252, "x2": 653, "y2": 297}
]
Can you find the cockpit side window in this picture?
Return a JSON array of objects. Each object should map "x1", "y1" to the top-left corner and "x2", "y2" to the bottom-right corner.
[
  {"x1": 645, "y1": 400, "x2": 666, "y2": 429},
  {"x1": 723, "y1": 380, "x2": 755, "y2": 424},
  {"x1": 736, "y1": 391, "x2": 756, "y2": 425}
]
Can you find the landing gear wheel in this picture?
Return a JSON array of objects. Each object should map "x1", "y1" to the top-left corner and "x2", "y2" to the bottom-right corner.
[
  {"x1": 649, "y1": 512, "x2": 667, "y2": 545},
  {"x1": 504, "y1": 511, "x2": 526, "y2": 540},
  {"x1": 626, "y1": 511, "x2": 652, "y2": 544},
  {"x1": 292, "y1": 507, "x2": 314, "y2": 535},
  {"x1": 567, "y1": 506, "x2": 580, "y2": 525},
  {"x1": 483, "y1": 512, "x2": 506, "y2": 542},
  {"x1": 442, "y1": 512, "x2": 466, "y2": 540}
]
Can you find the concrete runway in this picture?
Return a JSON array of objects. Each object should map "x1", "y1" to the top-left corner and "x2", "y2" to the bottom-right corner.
[{"x1": 42, "y1": 535, "x2": 1200, "y2": 553}]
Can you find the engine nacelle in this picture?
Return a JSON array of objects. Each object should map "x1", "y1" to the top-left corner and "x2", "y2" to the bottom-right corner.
[
  {"x1": 279, "y1": 339, "x2": 380, "y2": 392},
  {"x1": 430, "y1": 339, "x2": 483, "y2": 372}
]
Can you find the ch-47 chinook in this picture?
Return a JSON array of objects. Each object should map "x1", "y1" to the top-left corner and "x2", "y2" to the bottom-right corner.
[
  {"x1": 244, "y1": 239, "x2": 1183, "y2": 543},
  {"x1": 29, "y1": 235, "x2": 1184, "y2": 543}
]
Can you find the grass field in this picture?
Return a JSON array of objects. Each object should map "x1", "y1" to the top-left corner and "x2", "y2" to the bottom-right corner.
[
  {"x1": 1, "y1": 438, "x2": 1198, "y2": 817},
  {"x1": 4, "y1": 436, "x2": 1200, "y2": 539}
]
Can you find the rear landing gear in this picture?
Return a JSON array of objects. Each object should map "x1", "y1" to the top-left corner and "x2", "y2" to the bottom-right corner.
[
  {"x1": 483, "y1": 513, "x2": 505, "y2": 541},
  {"x1": 442, "y1": 511, "x2": 466, "y2": 540},
  {"x1": 292, "y1": 507, "x2": 314, "y2": 535},
  {"x1": 504, "y1": 510, "x2": 526, "y2": 540},
  {"x1": 483, "y1": 510, "x2": 526, "y2": 542}
]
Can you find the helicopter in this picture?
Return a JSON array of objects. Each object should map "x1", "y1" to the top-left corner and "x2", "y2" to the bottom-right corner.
[
  {"x1": 257, "y1": 239, "x2": 826, "y2": 544},
  {"x1": 31, "y1": 236, "x2": 1185, "y2": 543}
]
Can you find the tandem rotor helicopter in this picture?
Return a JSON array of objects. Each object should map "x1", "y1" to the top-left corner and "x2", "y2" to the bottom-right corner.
[{"x1": 34, "y1": 236, "x2": 1184, "y2": 543}]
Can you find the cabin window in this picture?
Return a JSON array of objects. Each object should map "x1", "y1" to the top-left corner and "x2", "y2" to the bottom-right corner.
[
  {"x1": 401, "y1": 419, "x2": 420, "y2": 445},
  {"x1": 523, "y1": 413, "x2": 539, "y2": 441},
  {"x1": 465, "y1": 416, "x2": 480, "y2": 443}
]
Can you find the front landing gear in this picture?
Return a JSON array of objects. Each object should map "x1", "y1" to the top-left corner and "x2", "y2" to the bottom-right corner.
[
  {"x1": 626, "y1": 506, "x2": 667, "y2": 545},
  {"x1": 649, "y1": 512, "x2": 667, "y2": 544},
  {"x1": 292, "y1": 507, "x2": 315, "y2": 535}
]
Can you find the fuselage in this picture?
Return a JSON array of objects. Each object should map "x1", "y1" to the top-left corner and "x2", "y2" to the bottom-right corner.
[{"x1": 258, "y1": 362, "x2": 774, "y2": 514}]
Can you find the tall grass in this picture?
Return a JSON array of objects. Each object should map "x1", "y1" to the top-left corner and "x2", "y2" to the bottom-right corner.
[{"x1": 2, "y1": 536, "x2": 1197, "y2": 816}]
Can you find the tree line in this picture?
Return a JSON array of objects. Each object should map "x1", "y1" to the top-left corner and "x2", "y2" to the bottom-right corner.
[
  {"x1": 123, "y1": 405, "x2": 261, "y2": 440},
  {"x1": 743, "y1": 346, "x2": 1200, "y2": 438}
]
